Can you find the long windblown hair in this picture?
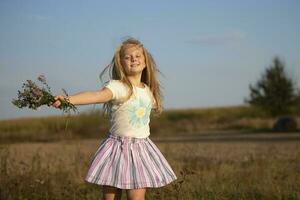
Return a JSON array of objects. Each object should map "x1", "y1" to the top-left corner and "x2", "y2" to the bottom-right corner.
[{"x1": 99, "y1": 37, "x2": 163, "y2": 116}]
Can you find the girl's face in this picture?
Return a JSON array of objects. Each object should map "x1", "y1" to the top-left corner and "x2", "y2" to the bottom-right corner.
[{"x1": 120, "y1": 45, "x2": 146, "y2": 76}]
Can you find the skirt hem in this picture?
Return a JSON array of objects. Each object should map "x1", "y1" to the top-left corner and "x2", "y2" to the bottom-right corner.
[{"x1": 84, "y1": 176, "x2": 177, "y2": 189}]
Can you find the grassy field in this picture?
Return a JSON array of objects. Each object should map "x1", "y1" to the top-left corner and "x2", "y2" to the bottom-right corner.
[
  {"x1": 1, "y1": 105, "x2": 299, "y2": 144},
  {"x1": 1, "y1": 135, "x2": 300, "y2": 200},
  {"x1": 0, "y1": 106, "x2": 300, "y2": 199}
]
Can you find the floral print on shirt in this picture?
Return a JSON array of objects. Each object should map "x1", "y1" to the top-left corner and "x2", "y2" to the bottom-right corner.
[{"x1": 127, "y1": 96, "x2": 151, "y2": 128}]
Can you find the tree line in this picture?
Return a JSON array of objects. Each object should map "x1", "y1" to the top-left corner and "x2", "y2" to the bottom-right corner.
[{"x1": 245, "y1": 56, "x2": 300, "y2": 117}]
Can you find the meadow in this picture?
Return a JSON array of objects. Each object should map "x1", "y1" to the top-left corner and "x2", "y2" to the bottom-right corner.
[
  {"x1": 1, "y1": 105, "x2": 299, "y2": 144},
  {"x1": 0, "y1": 106, "x2": 300, "y2": 199}
]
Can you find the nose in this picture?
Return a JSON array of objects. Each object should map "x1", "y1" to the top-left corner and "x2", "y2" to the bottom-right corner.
[{"x1": 131, "y1": 56, "x2": 137, "y2": 62}]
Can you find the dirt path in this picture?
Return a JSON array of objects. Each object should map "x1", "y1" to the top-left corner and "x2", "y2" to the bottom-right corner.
[{"x1": 151, "y1": 132, "x2": 300, "y2": 143}]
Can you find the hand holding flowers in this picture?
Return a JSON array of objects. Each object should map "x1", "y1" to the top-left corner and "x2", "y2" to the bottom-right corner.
[{"x1": 12, "y1": 75, "x2": 77, "y2": 114}]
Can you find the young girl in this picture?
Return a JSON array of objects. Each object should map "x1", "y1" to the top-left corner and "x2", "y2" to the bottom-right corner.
[{"x1": 51, "y1": 37, "x2": 177, "y2": 200}]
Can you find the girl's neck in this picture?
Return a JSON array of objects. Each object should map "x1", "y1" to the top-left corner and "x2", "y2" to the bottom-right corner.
[{"x1": 127, "y1": 74, "x2": 143, "y2": 87}]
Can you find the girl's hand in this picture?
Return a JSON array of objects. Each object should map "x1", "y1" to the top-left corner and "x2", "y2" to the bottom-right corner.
[{"x1": 50, "y1": 95, "x2": 66, "y2": 108}]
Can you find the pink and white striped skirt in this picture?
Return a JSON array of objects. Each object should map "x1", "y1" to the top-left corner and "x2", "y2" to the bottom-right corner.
[{"x1": 84, "y1": 134, "x2": 177, "y2": 189}]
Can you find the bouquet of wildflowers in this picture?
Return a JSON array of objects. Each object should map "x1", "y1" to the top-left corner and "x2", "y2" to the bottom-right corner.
[{"x1": 12, "y1": 75, "x2": 77, "y2": 114}]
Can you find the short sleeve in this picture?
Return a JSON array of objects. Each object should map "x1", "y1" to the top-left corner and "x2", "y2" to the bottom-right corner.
[
  {"x1": 152, "y1": 96, "x2": 157, "y2": 109},
  {"x1": 146, "y1": 87, "x2": 157, "y2": 109},
  {"x1": 103, "y1": 80, "x2": 127, "y2": 101}
]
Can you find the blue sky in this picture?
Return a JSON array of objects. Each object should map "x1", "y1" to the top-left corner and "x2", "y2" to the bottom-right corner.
[{"x1": 1, "y1": 0, "x2": 300, "y2": 120}]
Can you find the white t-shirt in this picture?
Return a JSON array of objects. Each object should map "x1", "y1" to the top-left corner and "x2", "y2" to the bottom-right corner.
[{"x1": 104, "y1": 80, "x2": 155, "y2": 138}]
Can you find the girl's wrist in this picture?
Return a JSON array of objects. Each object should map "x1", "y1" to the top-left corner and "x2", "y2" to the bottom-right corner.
[{"x1": 64, "y1": 96, "x2": 71, "y2": 103}]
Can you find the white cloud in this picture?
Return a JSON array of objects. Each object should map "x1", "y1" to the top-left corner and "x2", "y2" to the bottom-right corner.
[{"x1": 186, "y1": 30, "x2": 246, "y2": 46}]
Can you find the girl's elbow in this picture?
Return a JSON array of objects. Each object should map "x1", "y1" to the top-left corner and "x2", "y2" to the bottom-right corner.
[{"x1": 95, "y1": 89, "x2": 113, "y2": 103}]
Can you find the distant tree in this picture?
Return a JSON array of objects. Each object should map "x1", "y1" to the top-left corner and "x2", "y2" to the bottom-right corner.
[{"x1": 245, "y1": 56, "x2": 299, "y2": 117}]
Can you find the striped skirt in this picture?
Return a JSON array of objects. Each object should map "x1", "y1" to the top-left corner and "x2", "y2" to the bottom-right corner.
[{"x1": 84, "y1": 134, "x2": 177, "y2": 189}]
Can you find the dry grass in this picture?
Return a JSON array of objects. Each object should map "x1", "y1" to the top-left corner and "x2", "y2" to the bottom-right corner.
[
  {"x1": 1, "y1": 137, "x2": 300, "y2": 199},
  {"x1": 0, "y1": 106, "x2": 299, "y2": 199}
]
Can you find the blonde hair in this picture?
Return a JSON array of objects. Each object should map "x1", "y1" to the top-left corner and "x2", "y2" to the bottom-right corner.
[{"x1": 99, "y1": 37, "x2": 163, "y2": 115}]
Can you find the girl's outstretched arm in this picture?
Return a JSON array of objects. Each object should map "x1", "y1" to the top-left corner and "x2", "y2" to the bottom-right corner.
[{"x1": 51, "y1": 87, "x2": 113, "y2": 108}]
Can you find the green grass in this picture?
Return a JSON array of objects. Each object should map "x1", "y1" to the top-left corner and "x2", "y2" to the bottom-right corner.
[{"x1": 0, "y1": 105, "x2": 299, "y2": 143}]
